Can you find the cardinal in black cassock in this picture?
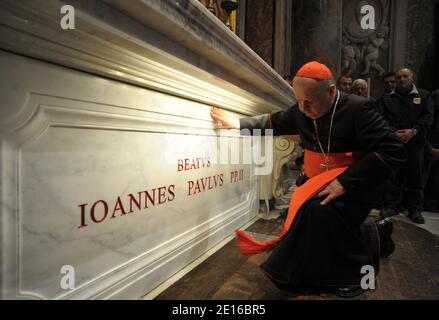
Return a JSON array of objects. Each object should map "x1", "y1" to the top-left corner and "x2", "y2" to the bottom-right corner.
[{"x1": 211, "y1": 61, "x2": 406, "y2": 297}]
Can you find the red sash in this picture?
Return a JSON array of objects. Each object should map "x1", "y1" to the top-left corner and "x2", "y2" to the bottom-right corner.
[
  {"x1": 304, "y1": 149, "x2": 356, "y2": 178},
  {"x1": 236, "y1": 149, "x2": 356, "y2": 255}
]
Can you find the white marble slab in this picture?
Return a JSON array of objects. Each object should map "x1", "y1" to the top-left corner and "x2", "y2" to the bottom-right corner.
[{"x1": 0, "y1": 51, "x2": 258, "y2": 299}]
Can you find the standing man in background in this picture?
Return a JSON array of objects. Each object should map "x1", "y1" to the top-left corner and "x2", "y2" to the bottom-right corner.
[
  {"x1": 337, "y1": 74, "x2": 353, "y2": 93},
  {"x1": 383, "y1": 72, "x2": 396, "y2": 94},
  {"x1": 351, "y1": 79, "x2": 369, "y2": 98},
  {"x1": 378, "y1": 68, "x2": 433, "y2": 224}
]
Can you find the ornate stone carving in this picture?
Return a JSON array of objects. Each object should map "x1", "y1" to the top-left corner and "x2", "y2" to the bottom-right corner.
[
  {"x1": 206, "y1": 0, "x2": 217, "y2": 15},
  {"x1": 272, "y1": 136, "x2": 303, "y2": 199},
  {"x1": 342, "y1": 0, "x2": 390, "y2": 78},
  {"x1": 199, "y1": 0, "x2": 237, "y2": 31},
  {"x1": 342, "y1": 35, "x2": 361, "y2": 76},
  {"x1": 361, "y1": 27, "x2": 389, "y2": 76},
  {"x1": 259, "y1": 136, "x2": 303, "y2": 214}
]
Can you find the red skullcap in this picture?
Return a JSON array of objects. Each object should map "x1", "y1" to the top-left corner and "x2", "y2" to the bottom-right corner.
[{"x1": 295, "y1": 61, "x2": 333, "y2": 80}]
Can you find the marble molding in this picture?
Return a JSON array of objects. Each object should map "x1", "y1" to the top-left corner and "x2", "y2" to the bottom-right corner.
[{"x1": 0, "y1": 0, "x2": 295, "y2": 115}]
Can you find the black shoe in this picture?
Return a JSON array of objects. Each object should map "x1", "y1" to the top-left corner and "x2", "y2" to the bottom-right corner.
[
  {"x1": 379, "y1": 207, "x2": 398, "y2": 218},
  {"x1": 376, "y1": 218, "x2": 395, "y2": 258},
  {"x1": 332, "y1": 286, "x2": 366, "y2": 298},
  {"x1": 408, "y1": 211, "x2": 425, "y2": 224}
]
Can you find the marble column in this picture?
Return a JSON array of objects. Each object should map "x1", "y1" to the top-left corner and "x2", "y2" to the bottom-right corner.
[
  {"x1": 273, "y1": 0, "x2": 293, "y2": 77},
  {"x1": 389, "y1": 0, "x2": 408, "y2": 73},
  {"x1": 290, "y1": 0, "x2": 343, "y2": 76},
  {"x1": 245, "y1": 0, "x2": 275, "y2": 66}
]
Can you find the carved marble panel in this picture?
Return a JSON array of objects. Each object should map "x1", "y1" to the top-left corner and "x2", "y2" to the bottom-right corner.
[
  {"x1": 342, "y1": 0, "x2": 391, "y2": 97},
  {"x1": 0, "y1": 51, "x2": 258, "y2": 299}
]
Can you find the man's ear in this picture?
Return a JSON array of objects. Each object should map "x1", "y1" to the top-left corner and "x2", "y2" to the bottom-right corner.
[{"x1": 329, "y1": 84, "x2": 337, "y2": 95}]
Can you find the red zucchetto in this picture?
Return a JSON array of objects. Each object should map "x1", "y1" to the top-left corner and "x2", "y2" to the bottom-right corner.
[{"x1": 295, "y1": 61, "x2": 333, "y2": 80}]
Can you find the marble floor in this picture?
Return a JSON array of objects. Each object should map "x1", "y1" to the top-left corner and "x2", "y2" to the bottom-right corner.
[
  {"x1": 151, "y1": 210, "x2": 439, "y2": 300},
  {"x1": 403, "y1": 210, "x2": 439, "y2": 237}
]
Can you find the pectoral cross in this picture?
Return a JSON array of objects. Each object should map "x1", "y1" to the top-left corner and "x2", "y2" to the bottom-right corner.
[{"x1": 320, "y1": 159, "x2": 334, "y2": 170}]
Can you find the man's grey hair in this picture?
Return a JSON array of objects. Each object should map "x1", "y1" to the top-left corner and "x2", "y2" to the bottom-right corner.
[
  {"x1": 395, "y1": 67, "x2": 415, "y2": 81},
  {"x1": 319, "y1": 78, "x2": 336, "y2": 87},
  {"x1": 316, "y1": 78, "x2": 336, "y2": 92}
]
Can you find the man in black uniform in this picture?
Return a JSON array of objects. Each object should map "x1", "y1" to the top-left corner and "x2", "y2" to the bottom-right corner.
[
  {"x1": 377, "y1": 68, "x2": 434, "y2": 224},
  {"x1": 211, "y1": 61, "x2": 405, "y2": 297}
]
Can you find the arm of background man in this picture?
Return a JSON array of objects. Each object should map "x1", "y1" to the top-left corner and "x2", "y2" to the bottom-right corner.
[
  {"x1": 376, "y1": 95, "x2": 399, "y2": 136},
  {"x1": 336, "y1": 100, "x2": 406, "y2": 200},
  {"x1": 413, "y1": 92, "x2": 434, "y2": 139},
  {"x1": 375, "y1": 96, "x2": 386, "y2": 116}
]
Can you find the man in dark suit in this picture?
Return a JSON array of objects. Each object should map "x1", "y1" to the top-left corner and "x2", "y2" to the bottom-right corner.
[{"x1": 377, "y1": 68, "x2": 434, "y2": 224}]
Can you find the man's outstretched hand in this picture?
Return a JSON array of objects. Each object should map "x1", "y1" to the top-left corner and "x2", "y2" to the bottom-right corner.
[
  {"x1": 316, "y1": 179, "x2": 346, "y2": 205},
  {"x1": 210, "y1": 107, "x2": 238, "y2": 129}
]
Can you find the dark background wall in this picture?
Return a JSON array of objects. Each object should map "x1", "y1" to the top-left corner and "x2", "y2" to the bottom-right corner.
[
  {"x1": 241, "y1": 0, "x2": 438, "y2": 94},
  {"x1": 290, "y1": 0, "x2": 343, "y2": 76},
  {"x1": 405, "y1": 0, "x2": 439, "y2": 91},
  {"x1": 437, "y1": 1, "x2": 439, "y2": 90}
]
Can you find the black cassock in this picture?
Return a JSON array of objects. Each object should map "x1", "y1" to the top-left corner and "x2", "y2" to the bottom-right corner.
[{"x1": 240, "y1": 92, "x2": 406, "y2": 290}]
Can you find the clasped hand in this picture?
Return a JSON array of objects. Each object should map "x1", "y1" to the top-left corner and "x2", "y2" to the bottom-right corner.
[{"x1": 395, "y1": 129, "x2": 415, "y2": 143}]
